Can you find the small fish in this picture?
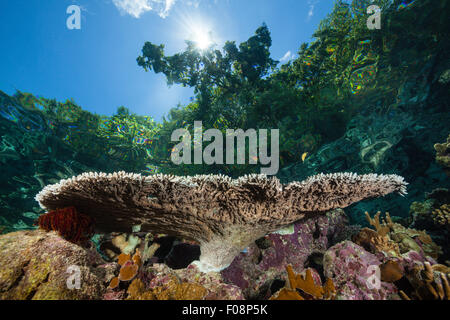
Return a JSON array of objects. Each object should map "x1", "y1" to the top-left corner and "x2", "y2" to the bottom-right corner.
[{"x1": 301, "y1": 152, "x2": 308, "y2": 162}]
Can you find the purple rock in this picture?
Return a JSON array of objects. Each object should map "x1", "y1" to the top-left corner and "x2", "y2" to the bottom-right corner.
[{"x1": 323, "y1": 241, "x2": 399, "y2": 300}]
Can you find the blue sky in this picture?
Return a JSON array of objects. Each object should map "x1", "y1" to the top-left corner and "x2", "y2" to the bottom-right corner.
[{"x1": 0, "y1": 0, "x2": 334, "y2": 121}]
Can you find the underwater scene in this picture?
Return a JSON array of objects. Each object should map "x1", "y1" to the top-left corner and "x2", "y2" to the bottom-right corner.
[{"x1": 0, "y1": 0, "x2": 449, "y2": 303}]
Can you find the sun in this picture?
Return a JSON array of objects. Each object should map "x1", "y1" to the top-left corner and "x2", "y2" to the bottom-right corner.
[
  {"x1": 191, "y1": 26, "x2": 213, "y2": 50},
  {"x1": 173, "y1": 11, "x2": 217, "y2": 51}
]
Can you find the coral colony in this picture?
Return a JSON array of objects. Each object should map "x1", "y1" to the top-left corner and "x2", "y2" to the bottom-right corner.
[{"x1": 35, "y1": 171, "x2": 407, "y2": 272}]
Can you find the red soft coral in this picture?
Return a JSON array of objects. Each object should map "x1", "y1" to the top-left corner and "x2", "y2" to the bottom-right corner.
[{"x1": 37, "y1": 207, "x2": 94, "y2": 244}]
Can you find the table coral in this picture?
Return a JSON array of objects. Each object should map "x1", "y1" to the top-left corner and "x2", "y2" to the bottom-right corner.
[{"x1": 35, "y1": 171, "x2": 407, "y2": 272}]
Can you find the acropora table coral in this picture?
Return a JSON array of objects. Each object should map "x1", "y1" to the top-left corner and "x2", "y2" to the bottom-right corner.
[{"x1": 35, "y1": 171, "x2": 407, "y2": 272}]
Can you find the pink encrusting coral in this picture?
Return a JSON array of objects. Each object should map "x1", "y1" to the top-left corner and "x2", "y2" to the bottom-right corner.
[{"x1": 35, "y1": 171, "x2": 407, "y2": 272}]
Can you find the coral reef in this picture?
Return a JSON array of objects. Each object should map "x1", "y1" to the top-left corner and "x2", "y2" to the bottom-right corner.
[
  {"x1": 400, "y1": 261, "x2": 450, "y2": 300},
  {"x1": 0, "y1": 230, "x2": 116, "y2": 300},
  {"x1": 108, "y1": 250, "x2": 143, "y2": 289},
  {"x1": 434, "y1": 135, "x2": 450, "y2": 176},
  {"x1": 220, "y1": 209, "x2": 357, "y2": 299},
  {"x1": 36, "y1": 207, "x2": 94, "y2": 244},
  {"x1": 364, "y1": 211, "x2": 442, "y2": 260},
  {"x1": 270, "y1": 265, "x2": 335, "y2": 300},
  {"x1": 35, "y1": 171, "x2": 407, "y2": 272},
  {"x1": 104, "y1": 263, "x2": 243, "y2": 300},
  {"x1": 409, "y1": 188, "x2": 449, "y2": 261}
]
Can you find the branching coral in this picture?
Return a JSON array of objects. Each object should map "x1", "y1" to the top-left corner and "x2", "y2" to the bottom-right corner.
[
  {"x1": 35, "y1": 171, "x2": 407, "y2": 272},
  {"x1": 400, "y1": 262, "x2": 450, "y2": 300},
  {"x1": 364, "y1": 211, "x2": 442, "y2": 260},
  {"x1": 270, "y1": 265, "x2": 336, "y2": 300},
  {"x1": 36, "y1": 207, "x2": 94, "y2": 244}
]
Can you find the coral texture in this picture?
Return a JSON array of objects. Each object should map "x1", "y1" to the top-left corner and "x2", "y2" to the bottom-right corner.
[
  {"x1": 434, "y1": 134, "x2": 450, "y2": 176},
  {"x1": 0, "y1": 230, "x2": 116, "y2": 300},
  {"x1": 400, "y1": 261, "x2": 450, "y2": 300},
  {"x1": 126, "y1": 277, "x2": 208, "y2": 300},
  {"x1": 37, "y1": 206, "x2": 94, "y2": 244},
  {"x1": 104, "y1": 263, "x2": 244, "y2": 300},
  {"x1": 431, "y1": 204, "x2": 450, "y2": 227},
  {"x1": 364, "y1": 211, "x2": 442, "y2": 260},
  {"x1": 35, "y1": 171, "x2": 407, "y2": 272}
]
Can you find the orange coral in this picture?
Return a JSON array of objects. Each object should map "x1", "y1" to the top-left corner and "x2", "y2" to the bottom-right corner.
[
  {"x1": 380, "y1": 260, "x2": 403, "y2": 282},
  {"x1": 270, "y1": 265, "x2": 335, "y2": 300},
  {"x1": 36, "y1": 207, "x2": 94, "y2": 244},
  {"x1": 108, "y1": 277, "x2": 120, "y2": 290},
  {"x1": 365, "y1": 211, "x2": 390, "y2": 236},
  {"x1": 132, "y1": 249, "x2": 142, "y2": 267},
  {"x1": 119, "y1": 262, "x2": 139, "y2": 282},
  {"x1": 109, "y1": 248, "x2": 145, "y2": 289},
  {"x1": 117, "y1": 253, "x2": 131, "y2": 266},
  {"x1": 365, "y1": 211, "x2": 442, "y2": 260}
]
